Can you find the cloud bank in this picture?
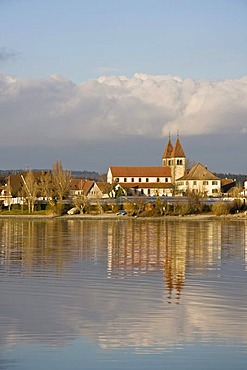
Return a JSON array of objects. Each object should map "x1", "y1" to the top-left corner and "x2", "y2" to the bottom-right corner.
[{"x1": 0, "y1": 72, "x2": 247, "y2": 147}]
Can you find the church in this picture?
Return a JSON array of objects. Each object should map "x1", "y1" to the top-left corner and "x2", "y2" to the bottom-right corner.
[
  {"x1": 107, "y1": 135, "x2": 186, "y2": 196},
  {"x1": 107, "y1": 134, "x2": 221, "y2": 197}
]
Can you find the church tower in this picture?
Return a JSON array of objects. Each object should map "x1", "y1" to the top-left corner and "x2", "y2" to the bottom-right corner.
[
  {"x1": 162, "y1": 132, "x2": 186, "y2": 183},
  {"x1": 162, "y1": 134, "x2": 173, "y2": 167}
]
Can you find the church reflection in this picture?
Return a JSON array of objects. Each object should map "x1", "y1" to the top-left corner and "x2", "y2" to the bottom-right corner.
[
  {"x1": 106, "y1": 219, "x2": 247, "y2": 303},
  {"x1": 1, "y1": 218, "x2": 247, "y2": 303}
]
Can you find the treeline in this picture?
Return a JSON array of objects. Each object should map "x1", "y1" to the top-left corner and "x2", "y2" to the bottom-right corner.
[
  {"x1": 214, "y1": 173, "x2": 247, "y2": 186},
  {"x1": 0, "y1": 169, "x2": 102, "y2": 181}
]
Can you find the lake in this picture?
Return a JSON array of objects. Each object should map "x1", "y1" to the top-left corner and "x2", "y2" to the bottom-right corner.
[{"x1": 0, "y1": 218, "x2": 247, "y2": 370}]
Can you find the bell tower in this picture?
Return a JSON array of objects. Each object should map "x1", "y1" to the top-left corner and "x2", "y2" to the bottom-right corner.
[{"x1": 162, "y1": 132, "x2": 186, "y2": 183}]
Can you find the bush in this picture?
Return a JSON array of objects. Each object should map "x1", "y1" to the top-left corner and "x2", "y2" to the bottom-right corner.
[{"x1": 212, "y1": 201, "x2": 230, "y2": 216}]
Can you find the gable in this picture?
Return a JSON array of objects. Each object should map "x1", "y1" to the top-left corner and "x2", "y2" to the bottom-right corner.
[{"x1": 178, "y1": 163, "x2": 220, "y2": 181}]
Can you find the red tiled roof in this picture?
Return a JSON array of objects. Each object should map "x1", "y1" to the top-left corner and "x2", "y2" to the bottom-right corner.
[
  {"x1": 162, "y1": 138, "x2": 173, "y2": 159},
  {"x1": 109, "y1": 166, "x2": 171, "y2": 177},
  {"x1": 221, "y1": 178, "x2": 235, "y2": 186},
  {"x1": 70, "y1": 178, "x2": 94, "y2": 195},
  {"x1": 171, "y1": 138, "x2": 186, "y2": 158},
  {"x1": 96, "y1": 182, "x2": 110, "y2": 192},
  {"x1": 178, "y1": 163, "x2": 220, "y2": 181}
]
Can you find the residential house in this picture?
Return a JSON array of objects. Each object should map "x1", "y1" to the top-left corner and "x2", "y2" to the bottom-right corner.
[
  {"x1": 0, "y1": 172, "x2": 52, "y2": 207},
  {"x1": 176, "y1": 163, "x2": 221, "y2": 197},
  {"x1": 243, "y1": 179, "x2": 247, "y2": 197},
  {"x1": 69, "y1": 178, "x2": 94, "y2": 198},
  {"x1": 221, "y1": 178, "x2": 236, "y2": 195},
  {"x1": 87, "y1": 182, "x2": 110, "y2": 199}
]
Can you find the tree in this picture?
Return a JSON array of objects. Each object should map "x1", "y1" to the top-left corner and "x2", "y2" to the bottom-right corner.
[
  {"x1": 21, "y1": 171, "x2": 38, "y2": 213},
  {"x1": 39, "y1": 171, "x2": 54, "y2": 206},
  {"x1": 52, "y1": 160, "x2": 71, "y2": 211},
  {"x1": 5, "y1": 176, "x2": 12, "y2": 211},
  {"x1": 73, "y1": 194, "x2": 87, "y2": 214}
]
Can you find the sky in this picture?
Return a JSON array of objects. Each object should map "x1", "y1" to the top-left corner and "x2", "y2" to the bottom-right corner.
[{"x1": 0, "y1": 0, "x2": 247, "y2": 174}]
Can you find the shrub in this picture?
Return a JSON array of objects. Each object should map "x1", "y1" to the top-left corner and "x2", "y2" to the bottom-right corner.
[
  {"x1": 212, "y1": 201, "x2": 230, "y2": 216},
  {"x1": 111, "y1": 204, "x2": 121, "y2": 213}
]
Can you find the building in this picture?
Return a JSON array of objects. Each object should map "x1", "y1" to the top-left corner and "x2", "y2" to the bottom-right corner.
[
  {"x1": 162, "y1": 135, "x2": 186, "y2": 183},
  {"x1": 243, "y1": 179, "x2": 247, "y2": 197},
  {"x1": 87, "y1": 182, "x2": 110, "y2": 199},
  {"x1": 69, "y1": 178, "x2": 94, "y2": 197},
  {"x1": 176, "y1": 163, "x2": 221, "y2": 197},
  {"x1": 106, "y1": 135, "x2": 187, "y2": 197},
  {"x1": 107, "y1": 166, "x2": 172, "y2": 196}
]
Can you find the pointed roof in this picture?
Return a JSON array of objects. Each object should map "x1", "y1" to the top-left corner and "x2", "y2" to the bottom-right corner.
[
  {"x1": 171, "y1": 138, "x2": 186, "y2": 158},
  {"x1": 178, "y1": 163, "x2": 220, "y2": 181},
  {"x1": 162, "y1": 137, "x2": 173, "y2": 159},
  {"x1": 69, "y1": 178, "x2": 94, "y2": 195}
]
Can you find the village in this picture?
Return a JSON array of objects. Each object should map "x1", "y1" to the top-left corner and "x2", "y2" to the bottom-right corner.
[{"x1": 0, "y1": 135, "x2": 247, "y2": 217}]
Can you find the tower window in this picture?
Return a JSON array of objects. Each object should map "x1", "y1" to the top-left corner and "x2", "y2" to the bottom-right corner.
[
  {"x1": 146, "y1": 178, "x2": 149, "y2": 182},
  {"x1": 139, "y1": 177, "x2": 141, "y2": 182},
  {"x1": 157, "y1": 178, "x2": 160, "y2": 182},
  {"x1": 131, "y1": 178, "x2": 134, "y2": 182}
]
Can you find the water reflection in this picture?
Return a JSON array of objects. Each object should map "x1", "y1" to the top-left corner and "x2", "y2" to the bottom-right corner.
[{"x1": 0, "y1": 218, "x2": 247, "y2": 356}]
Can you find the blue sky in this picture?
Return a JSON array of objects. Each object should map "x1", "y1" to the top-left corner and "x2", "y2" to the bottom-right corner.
[
  {"x1": 1, "y1": 0, "x2": 247, "y2": 82},
  {"x1": 0, "y1": 0, "x2": 247, "y2": 173}
]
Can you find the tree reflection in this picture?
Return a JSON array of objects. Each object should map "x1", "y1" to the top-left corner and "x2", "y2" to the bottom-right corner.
[{"x1": 0, "y1": 219, "x2": 247, "y2": 303}]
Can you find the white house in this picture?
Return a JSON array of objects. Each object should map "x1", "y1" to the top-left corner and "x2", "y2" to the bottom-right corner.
[
  {"x1": 243, "y1": 179, "x2": 247, "y2": 197},
  {"x1": 87, "y1": 182, "x2": 110, "y2": 199},
  {"x1": 176, "y1": 163, "x2": 221, "y2": 197}
]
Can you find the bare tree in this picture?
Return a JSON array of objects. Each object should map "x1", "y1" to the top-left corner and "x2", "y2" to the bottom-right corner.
[
  {"x1": 5, "y1": 176, "x2": 12, "y2": 211},
  {"x1": 73, "y1": 194, "x2": 87, "y2": 214},
  {"x1": 21, "y1": 171, "x2": 38, "y2": 213},
  {"x1": 39, "y1": 171, "x2": 54, "y2": 206},
  {"x1": 52, "y1": 160, "x2": 71, "y2": 209}
]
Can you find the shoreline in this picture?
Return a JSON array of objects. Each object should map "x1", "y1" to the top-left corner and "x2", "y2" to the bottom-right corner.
[{"x1": 0, "y1": 213, "x2": 246, "y2": 221}]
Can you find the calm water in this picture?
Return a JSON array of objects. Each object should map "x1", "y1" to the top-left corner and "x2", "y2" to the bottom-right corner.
[{"x1": 0, "y1": 218, "x2": 247, "y2": 370}]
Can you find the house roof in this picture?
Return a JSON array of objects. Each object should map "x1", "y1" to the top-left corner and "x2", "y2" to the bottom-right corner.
[
  {"x1": 170, "y1": 138, "x2": 186, "y2": 158},
  {"x1": 95, "y1": 182, "x2": 110, "y2": 192},
  {"x1": 162, "y1": 137, "x2": 173, "y2": 159},
  {"x1": 5, "y1": 174, "x2": 24, "y2": 196},
  {"x1": 109, "y1": 166, "x2": 171, "y2": 177},
  {"x1": 70, "y1": 178, "x2": 94, "y2": 195},
  {"x1": 178, "y1": 163, "x2": 220, "y2": 181},
  {"x1": 221, "y1": 178, "x2": 235, "y2": 187},
  {"x1": 4, "y1": 171, "x2": 52, "y2": 196}
]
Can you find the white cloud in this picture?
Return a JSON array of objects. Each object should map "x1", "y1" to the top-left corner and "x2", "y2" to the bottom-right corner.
[{"x1": 0, "y1": 72, "x2": 246, "y2": 147}]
